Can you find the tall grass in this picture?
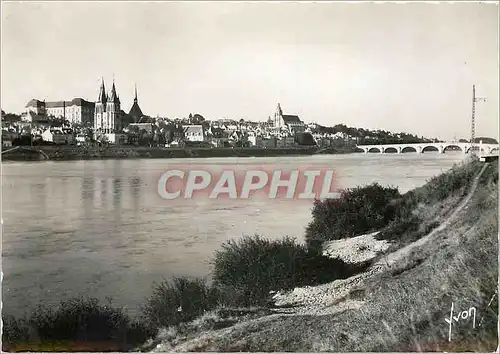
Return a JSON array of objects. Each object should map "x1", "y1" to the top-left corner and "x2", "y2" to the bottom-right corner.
[
  {"x1": 422, "y1": 157, "x2": 482, "y2": 203},
  {"x1": 375, "y1": 157, "x2": 484, "y2": 244}
]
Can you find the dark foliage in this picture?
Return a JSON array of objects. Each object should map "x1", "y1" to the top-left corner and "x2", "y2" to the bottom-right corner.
[
  {"x1": 2, "y1": 297, "x2": 153, "y2": 352},
  {"x1": 142, "y1": 277, "x2": 219, "y2": 330},
  {"x1": 294, "y1": 132, "x2": 317, "y2": 146},
  {"x1": 212, "y1": 235, "x2": 369, "y2": 306},
  {"x1": 304, "y1": 183, "x2": 401, "y2": 250},
  {"x1": 212, "y1": 235, "x2": 308, "y2": 306}
]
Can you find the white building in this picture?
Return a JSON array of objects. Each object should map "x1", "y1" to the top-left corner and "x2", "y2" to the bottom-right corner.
[
  {"x1": 247, "y1": 132, "x2": 263, "y2": 147},
  {"x1": 41, "y1": 128, "x2": 69, "y2": 144},
  {"x1": 127, "y1": 123, "x2": 154, "y2": 134},
  {"x1": 94, "y1": 79, "x2": 123, "y2": 144},
  {"x1": 25, "y1": 98, "x2": 95, "y2": 125},
  {"x1": 184, "y1": 125, "x2": 205, "y2": 142},
  {"x1": 273, "y1": 103, "x2": 306, "y2": 132},
  {"x1": 25, "y1": 99, "x2": 47, "y2": 116},
  {"x1": 45, "y1": 98, "x2": 95, "y2": 125}
]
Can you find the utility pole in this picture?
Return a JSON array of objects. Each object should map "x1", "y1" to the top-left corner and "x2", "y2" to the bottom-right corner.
[{"x1": 470, "y1": 85, "x2": 486, "y2": 154}]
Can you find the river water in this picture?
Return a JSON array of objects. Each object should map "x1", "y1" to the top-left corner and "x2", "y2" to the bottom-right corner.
[{"x1": 2, "y1": 152, "x2": 466, "y2": 317}]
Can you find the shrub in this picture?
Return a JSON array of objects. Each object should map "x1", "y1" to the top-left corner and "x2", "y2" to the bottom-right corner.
[
  {"x1": 211, "y1": 235, "x2": 371, "y2": 307},
  {"x1": 212, "y1": 235, "x2": 308, "y2": 306},
  {"x1": 142, "y1": 277, "x2": 219, "y2": 331},
  {"x1": 294, "y1": 132, "x2": 317, "y2": 146},
  {"x1": 304, "y1": 183, "x2": 401, "y2": 250},
  {"x1": 2, "y1": 297, "x2": 153, "y2": 351}
]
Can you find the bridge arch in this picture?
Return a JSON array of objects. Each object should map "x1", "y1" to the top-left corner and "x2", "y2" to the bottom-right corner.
[
  {"x1": 442, "y1": 145, "x2": 464, "y2": 153},
  {"x1": 421, "y1": 145, "x2": 440, "y2": 153},
  {"x1": 401, "y1": 146, "x2": 417, "y2": 153},
  {"x1": 368, "y1": 147, "x2": 382, "y2": 153},
  {"x1": 384, "y1": 147, "x2": 398, "y2": 153},
  {"x1": 465, "y1": 146, "x2": 481, "y2": 154}
]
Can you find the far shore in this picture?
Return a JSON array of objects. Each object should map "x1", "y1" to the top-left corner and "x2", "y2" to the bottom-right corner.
[{"x1": 1, "y1": 145, "x2": 359, "y2": 162}]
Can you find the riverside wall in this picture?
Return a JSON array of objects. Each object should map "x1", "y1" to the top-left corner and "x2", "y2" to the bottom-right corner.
[{"x1": 2, "y1": 145, "x2": 321, "y2": 161}]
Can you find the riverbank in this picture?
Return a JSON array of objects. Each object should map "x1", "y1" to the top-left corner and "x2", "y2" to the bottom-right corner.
[
  {"x1": 3, "y1": 157, "x2": 497, "y2": 352},
  {"x1": 146, "y1": 158, "x2": 498, "y2": 352},
  {"x1": 1, "y1": 145, "x2": 328, "y2": 161}
]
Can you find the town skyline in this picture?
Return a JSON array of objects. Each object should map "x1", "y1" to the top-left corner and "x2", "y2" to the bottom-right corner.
[{"x1": 2, "y1": 2, "x2": 498, "y2": 140}]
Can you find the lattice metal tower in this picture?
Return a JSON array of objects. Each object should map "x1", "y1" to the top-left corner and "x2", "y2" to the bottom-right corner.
[
  {"x1": 470, "y1": 85, "x2": 486, "y2": 155},
  {"x1": 471, "y1": 85, "x2": 476, "y2": 150}
]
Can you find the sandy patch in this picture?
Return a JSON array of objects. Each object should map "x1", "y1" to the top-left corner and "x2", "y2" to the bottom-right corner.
[
  {"x1": 268, "y1": 231, "x2": 391, "y2": 316},
  {"x1": 322, "y1": 231, "x2": 391, "y2": 264}
]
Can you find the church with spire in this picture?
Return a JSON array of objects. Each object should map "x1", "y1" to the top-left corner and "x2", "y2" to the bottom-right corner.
[
  {"x1": 94, "y1": 78, "x2": 123, "y2": 138},
  {"x1": 273, "y1": 103, "x2": 305, "y2": 133},
  {"x1": 128, "y1": 84, "x2": 144, "y2": 123}
]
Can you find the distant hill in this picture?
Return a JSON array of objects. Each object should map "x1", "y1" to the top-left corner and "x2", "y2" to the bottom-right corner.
[
  {"x1": 312, "y1": 123, "x2": 437, "y2": 145},
  {"x1": 475, "y1": 137, "x2": 498, "y2": 144}
]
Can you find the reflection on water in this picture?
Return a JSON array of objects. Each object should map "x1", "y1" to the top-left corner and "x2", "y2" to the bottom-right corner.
[{"x1": 2, "y1": 153, "x2": 465, "y2": 316}]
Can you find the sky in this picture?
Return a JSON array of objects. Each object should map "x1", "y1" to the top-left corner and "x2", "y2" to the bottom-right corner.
[{"x1": 1, "y1": 1, "x2": 498, "y2": 140}]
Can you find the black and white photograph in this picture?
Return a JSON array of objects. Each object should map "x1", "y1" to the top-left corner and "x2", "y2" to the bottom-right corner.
[{"x1": 1, "y1": 1, "x2": 499, "y2": 352}]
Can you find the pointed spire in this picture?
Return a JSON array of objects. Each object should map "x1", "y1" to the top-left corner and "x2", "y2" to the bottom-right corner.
[
  {"x1": 129, "y1": 82, "x2": 143, "y2": 120},
  {"x1": 109, "y1": 79, "x2": 120, "y2": 103},
  {"x1": 98, "y1": 77, "x2": 107, "y2": 103}
]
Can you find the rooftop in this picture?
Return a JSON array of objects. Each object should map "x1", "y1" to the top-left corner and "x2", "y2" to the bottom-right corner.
[{"x1": 282, "y1": 114, "x2": 303, "y2": 124}]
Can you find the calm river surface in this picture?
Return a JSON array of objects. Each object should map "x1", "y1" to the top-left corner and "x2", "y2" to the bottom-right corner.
[{"x1": 2, "y1": 153, "x2": 465, "y2": 317}]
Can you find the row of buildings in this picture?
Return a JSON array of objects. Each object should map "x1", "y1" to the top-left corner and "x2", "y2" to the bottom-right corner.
[
  {"x1": 5, "y1": 78, "x2": 352, "y2": 148},
  {"x1": 23, "y1": 79, "x2": 147, "y2": 128}
]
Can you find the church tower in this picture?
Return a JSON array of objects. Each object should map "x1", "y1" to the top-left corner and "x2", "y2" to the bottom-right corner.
[
  {"x1": 274, "y1": 103, "x2": 284, "y2": 128},
  {"x1": 94, "y1": 78, "x2": 123, "y2": 135},
  {"x1": 128, "y1": 83, "x2": 144, "y2": 123},
  {"x1": 94, "y1": 78, "x2": 107, "y2": 132},
  {"x1": 107, "y1": 80, "x2": 121, "y2": 133}
]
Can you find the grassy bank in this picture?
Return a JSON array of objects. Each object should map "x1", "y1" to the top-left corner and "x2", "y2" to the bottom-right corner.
[
  {"x1": 148, "y1": 157, "x2": 497, "y2": 352},
  {"x1": 3, "y1": 157, "x2": 497, "y2": 352},
  {"x1": 3, "y1": 236, "x2": 368, "y2": 351},
  {"x1": 1, "y1": 145, "x2": 319, "y2": 161}
]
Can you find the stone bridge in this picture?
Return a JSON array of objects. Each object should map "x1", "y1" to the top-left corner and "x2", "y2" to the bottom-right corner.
[{"x1": 356, "y1": 142, "x2": 499, "y2": 154}]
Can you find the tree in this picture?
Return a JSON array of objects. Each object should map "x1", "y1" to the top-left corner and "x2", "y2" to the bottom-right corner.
[
  {"x1": 152, "y1": 127, "x2": 161, "y2": 146},
  {"x1": 50, "y1": 117, "x2": 70, "y2": 127},
  {"x1": 83, "y1": 127, "x2": 95, "y2": 144},
  {"x1": 95, "y1": 133, "x2": 109, "y2": 146},
  {"x1": 1, "y1": 110, "x2": 22, "y2": 123},
  {"x1": 138, "y1": 129, "x2": 154, "y2": 146},
  {"x1": 295, "y1": 132, "x2": 317, "y2": 146},
  {"x1": 475, "y1": 137, "x2": 498, "y2": 144}
]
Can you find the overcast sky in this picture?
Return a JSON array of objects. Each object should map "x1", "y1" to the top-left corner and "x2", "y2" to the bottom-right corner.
[{"x1": 1, "y1": 2, "x2": 498, "y2": 140}]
